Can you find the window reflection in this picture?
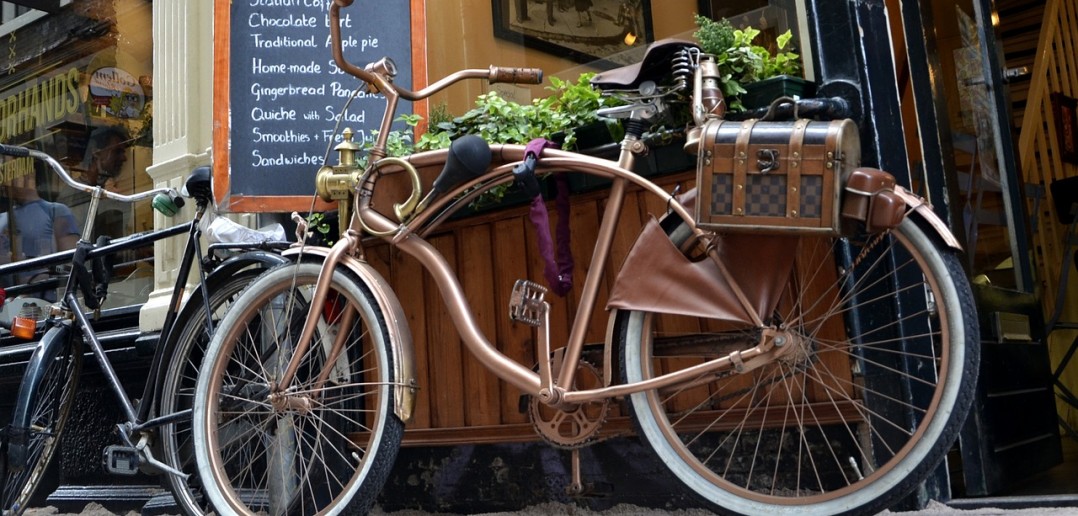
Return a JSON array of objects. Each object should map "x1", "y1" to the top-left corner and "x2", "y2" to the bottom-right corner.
[{"x1": 0, "y1": 0, "x2": 153, "y2": 309}]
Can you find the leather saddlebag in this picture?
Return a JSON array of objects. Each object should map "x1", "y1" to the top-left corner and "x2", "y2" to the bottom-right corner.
[{"x1": 695, "y1": 118, "x2": 861, "y2": 234}]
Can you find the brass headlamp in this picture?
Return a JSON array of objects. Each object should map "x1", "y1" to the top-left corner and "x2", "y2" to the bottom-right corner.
[
  {"x1": 315, "y1": 127, "x2": 364, "y2": 203},
  {"x1": 315, "y1": 128, "x2": 365, "y2": 236}
]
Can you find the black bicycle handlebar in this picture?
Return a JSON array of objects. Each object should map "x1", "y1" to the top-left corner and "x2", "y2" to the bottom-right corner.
[
  {"x1": 0, "y1": 143, "x2": 180, "y2": 205},
  {"x1": 0, "y1": 143, "x2": 30, "y2": 157},
  {"x1": 726, "y1": 97, "x2": 853, "y2": 122}
]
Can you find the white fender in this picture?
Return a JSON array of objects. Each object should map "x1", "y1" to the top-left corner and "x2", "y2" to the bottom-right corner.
[{"x1": 283, "y1": 247, "x2": 418, "y2": 424}]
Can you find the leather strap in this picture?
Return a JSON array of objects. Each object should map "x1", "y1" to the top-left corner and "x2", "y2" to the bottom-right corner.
[
  {"x1": 787, "y1": 119, "x2": 809, "y2": 218},
  {"x1": 825, "y1": 120, "x2": 841, "y2": 172},
  {"x1": 733, "y1": 119, "x2": 757, "y2": 216}
]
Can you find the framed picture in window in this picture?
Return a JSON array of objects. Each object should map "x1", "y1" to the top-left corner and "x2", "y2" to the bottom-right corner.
[
  {"x1": 1051, "y1": 92, "x2": 1078, "y2": 165},
  {"x1": 491, "y1": 0, "x2": 654, "y2": 67}
]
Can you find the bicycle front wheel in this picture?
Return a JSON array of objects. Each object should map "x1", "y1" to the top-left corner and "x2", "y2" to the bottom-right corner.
[
  {"x1": 192, "y1": 262, "x2": 403, "y2": 516},
  {"x1": 159, "y1": 268, "x2": 265, "y2": 515},
  {"x1": 615, "y1": 215, "x2": 978, "y2": 515},
  {"x1": 2, "y1": 331, "x2": 82, "y2": 515}
]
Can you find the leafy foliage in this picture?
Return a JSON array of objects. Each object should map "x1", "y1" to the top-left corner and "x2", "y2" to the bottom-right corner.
[
  {"x1": 692, "y1": 14, "x2": 802, "y2": 110},
  {"x1": 304, "y1": 211, "x2": 334, "y2": 246},
  {"x1": 332, "y1": 74, "x2": 623, "y2": 210},
  {"x1": 419, "y1": 72, "x2": 622, "y2": 152},
  {"x1": 412, "y1": 73, "x2": 623, "y2": 207},
  {"x1": 692, "y1": 15, "x2": 735, "y2": 59},
  {"x1": 353, "y1": 114, "x2": 424, "y2": 169}
]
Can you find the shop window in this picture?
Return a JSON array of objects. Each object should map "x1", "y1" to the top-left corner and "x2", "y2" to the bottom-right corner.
[
  {"x1": 1, "y1": 0, "x2": 152, "y2": 308},
  {"x1": 697, "y1": 0, "x2": 814, "y2": 81},
  {"x1": 1, "y1": 1, "x2": 70, "y2": 35},
  {"x1": 1, "y1": 3, "x2": 32, "y2": 25},
  {"x1": 493, "y1": 0, "x2": 658, "y2": 67}
]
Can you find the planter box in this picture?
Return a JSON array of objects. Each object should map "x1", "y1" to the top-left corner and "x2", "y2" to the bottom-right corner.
[
  {"x1": 448, "y1": 179, "x2": 555, "y2": 220},
  {"x1": 571, "y1": 121, "x2": 618, "y2": 150},
  {"x1": 739, "y1": 75, "x2": 816, "y2": 110},
  {"x1": 568, "y1": 137, "x2": 695, "y2": 193}
]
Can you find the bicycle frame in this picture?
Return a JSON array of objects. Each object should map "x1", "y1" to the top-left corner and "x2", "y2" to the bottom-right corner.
[
  {"x1": 387, "y1": 150, "x2": 781, "y2": 402},
  {"x1": 190, "y1": 6, "x2": 982, "y2": 514},
  {"x1": 18, "y1": 208, "x2": 209, "y2": 432},
  {"x1": 0, "y1": 147, "x2": 289, "y2": 463},
  {"x1": 266, "y1": 1, "x2": 799, "y2": 416}
]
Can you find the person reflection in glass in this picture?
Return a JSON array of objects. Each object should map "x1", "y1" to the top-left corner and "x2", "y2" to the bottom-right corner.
[
  {"x1": 79, "y1": 125, "x2": 130, "y2": 190},
  {"x1": 0, "y1": 168, "x2": 80, "y2": 300},
  {"x1": 69, "y1": 125, "x2": 132, "y2": 241}
]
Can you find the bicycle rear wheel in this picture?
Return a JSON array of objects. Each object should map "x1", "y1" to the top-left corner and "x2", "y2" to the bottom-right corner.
[
  {"x1": 158, "y1": 268, "x2": 265, "y2": 515},
  {"x1": 614, "y1": 215, "x2": 979, "y2": 515},
  {"x1": 192, "y1": 262, "x2": 403, "y2": 516},
  {"x1": 2, "y1": 329, "x2": 82, "y2": 515}
]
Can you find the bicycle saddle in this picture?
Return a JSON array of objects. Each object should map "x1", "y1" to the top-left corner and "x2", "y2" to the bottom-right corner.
[
  {"x1": 590, "y1": 38, "x2": 700, "y2": 91},
  {"x1": 185, "y1": 166, "x2": 213, "y2": 207}
]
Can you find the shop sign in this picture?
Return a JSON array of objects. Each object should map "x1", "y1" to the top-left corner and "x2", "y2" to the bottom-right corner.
[
  {"x1": 214, "y1": 0, "x2": 417, "y2": 212},
  {"x1": 0, "y1": 67, "x2": 80, "y2": 142},
  {"x1": 88, "y1": 67, "x2": 145, "y2": 119}
]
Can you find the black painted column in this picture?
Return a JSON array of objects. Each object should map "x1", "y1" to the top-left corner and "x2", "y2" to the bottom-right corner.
[{"x1": 804, "y1": 0, "x2": 952, "y2": 509}]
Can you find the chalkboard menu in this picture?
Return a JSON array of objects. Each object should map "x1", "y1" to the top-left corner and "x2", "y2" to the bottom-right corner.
[{"x1": 214, "y1": 0, "x2": 413, "y2": 212}]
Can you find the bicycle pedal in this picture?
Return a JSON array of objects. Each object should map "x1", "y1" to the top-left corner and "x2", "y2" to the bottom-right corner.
[
  {"x1": 102, "y1": 445, "x2": 139, "y2": 476},
  {"x1": 509, "y1": 279, "x2": 547, "y2": 327}
]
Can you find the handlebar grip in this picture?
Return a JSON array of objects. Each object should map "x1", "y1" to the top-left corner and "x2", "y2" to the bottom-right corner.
[
  {"x1": 152, "y1": 190, "x2": 186, "y2": 216},
  {"x1": 488, "y1": 66, "x2": 544, "y2": 85},
  {"x1": 0, "y1": 143, "x2": 31, "y2": 157}
]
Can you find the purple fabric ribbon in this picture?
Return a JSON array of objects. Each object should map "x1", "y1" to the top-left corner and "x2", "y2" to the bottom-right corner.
[{"x1": 524, "y1": 138, "x2": 574, "y2": 297}]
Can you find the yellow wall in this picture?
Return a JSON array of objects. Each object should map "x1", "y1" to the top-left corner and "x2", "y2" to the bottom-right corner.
[{"x1": 423, "y1": 0, "x2": 698, "y2": 115}]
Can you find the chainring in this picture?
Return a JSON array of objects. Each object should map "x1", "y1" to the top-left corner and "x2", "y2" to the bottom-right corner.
[{"x1": 528, "y1": 360, "x2": 609, "y2": 448}]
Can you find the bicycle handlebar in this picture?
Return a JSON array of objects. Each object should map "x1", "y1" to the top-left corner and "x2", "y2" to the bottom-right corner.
[
  {"x1": 0, "y1": 143, "x2": 179, "y2": 204},
  {"x1": 727, "y1": 97, "x2": 853, "y2": 122}
]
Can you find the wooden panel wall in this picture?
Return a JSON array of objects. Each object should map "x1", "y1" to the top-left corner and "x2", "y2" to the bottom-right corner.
[
  {"x1": 365, "y1": 172, "x2": 694, "y2": 445},
  {"x1": 1015, "y1": 0, "x2": 1078, "y2": 430}
]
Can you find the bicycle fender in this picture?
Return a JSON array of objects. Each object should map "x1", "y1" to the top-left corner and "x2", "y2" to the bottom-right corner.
[
  {"x1": 283, "y1": 247, "x2": 418, "y2": 424},
  {"x1": 8, "y1": 321, "x2": 73, "y2": 467},
  {"x1": 892, "y1": 186, "x2": 963, "y2": 250},
  {"x1": 209, "y1": 250, "x2": 291, "y2": 280}
]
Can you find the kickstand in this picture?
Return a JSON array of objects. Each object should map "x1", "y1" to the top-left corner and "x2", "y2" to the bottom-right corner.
[
  {"x1": 563, "y1": 447, "x2": 614, "y2": 499},
  {"x1": 566, "y1": 448, "x2": 584, "y2": 496}
]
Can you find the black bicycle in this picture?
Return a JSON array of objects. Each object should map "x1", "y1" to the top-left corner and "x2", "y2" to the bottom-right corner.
[{"x1": 0, "y1": 143, "x2": 290, "y2": 515}]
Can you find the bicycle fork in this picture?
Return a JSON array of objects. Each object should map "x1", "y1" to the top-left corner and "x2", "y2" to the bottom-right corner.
[
  {"x1": 272, "y1": 232, "x2": 360, "y2": 395},
  {"x1": 7, "y1": 322, "x2": 73, "y2": 471}
]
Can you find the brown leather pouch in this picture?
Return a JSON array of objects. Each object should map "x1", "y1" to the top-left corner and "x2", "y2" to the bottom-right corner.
[
  {"x1": 608, "y1": 217, "x2": 797, "y2": 323},
  {"x1": 841, "y1": 167, "x2": 906, "y2": 233}
]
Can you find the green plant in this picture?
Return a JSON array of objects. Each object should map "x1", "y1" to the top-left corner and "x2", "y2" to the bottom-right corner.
[
  {"x1": 692, "y1": 14, "x2": 802, "y2": 110},
  {"x1": 539, "y1": 73, "x2": 625, "y2": 149},
  {"x1": 416, "y1": 73, "x2": 624, "y2": 207},
  {"x1": 356, "y1": 113, "x2": 424, "y2": 169},
  {"x1": 305, "y1": 211, "x2": 334, "y2": 246},
  {"x1": 343, "y1": 73, "x2": 625, "y2": 210},
  {"x1": 420, "y1": 72, "x2": 622, "y2": 151},
  {"x1": 692, "y1": 15, "x2": 735, "y2": 58},
  {"x1": 428, "y1": 102, "x2": 452, "y2": 126}
]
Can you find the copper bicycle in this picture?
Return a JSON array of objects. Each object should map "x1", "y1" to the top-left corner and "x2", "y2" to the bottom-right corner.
[{"x1": 190, "y1": 1, "x2": 979, "y2": 514}]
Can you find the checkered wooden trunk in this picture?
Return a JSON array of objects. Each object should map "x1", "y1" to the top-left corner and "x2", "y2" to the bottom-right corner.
[{"x1": 694, "y1": 118, "x2": 861, "y2": 234}]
